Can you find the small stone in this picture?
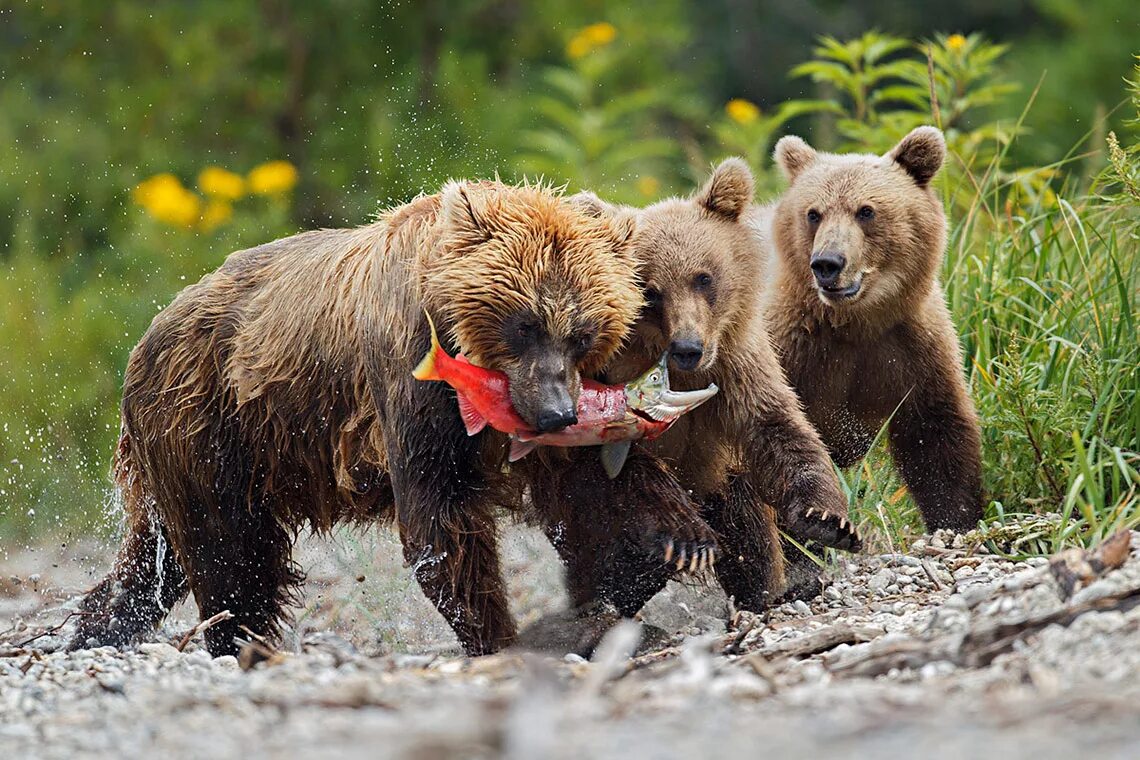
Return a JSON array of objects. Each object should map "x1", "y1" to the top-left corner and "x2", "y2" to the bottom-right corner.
[
  {"x1": 792, "y1": 600, "x2": 811, "y2": 616},
  {"x1": 953, "y1": 566, "x2": 975, "y2": 580},
  {"x1": 137, "y1": 642, "x2": 179, "y2": 660},
  {"x1": 868, "y1": 569, "x2": 894, "y2": 591}
]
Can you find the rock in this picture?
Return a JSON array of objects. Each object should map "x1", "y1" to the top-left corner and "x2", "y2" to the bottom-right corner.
[{"x1": 868, "y1": 570, "x2": 894, "y2": 591}]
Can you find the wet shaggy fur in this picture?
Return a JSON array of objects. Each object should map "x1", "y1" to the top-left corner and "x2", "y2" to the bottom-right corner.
[
  {"x1": 529, "y1": 162, "x2": 858, "y2": 622},
  {"x1": 760, "y1": 126, "x2": 984, "y2": 533},
  {"x1": 70, "y1": 180, "x2": 646, "y2": 658}
]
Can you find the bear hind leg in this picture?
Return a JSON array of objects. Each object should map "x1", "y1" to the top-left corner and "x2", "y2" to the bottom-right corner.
[
  {"x1": 173, "y1": 501, "x2": 302, "y2": 658},
  {"x1": 69, "y1": 512, "x2": 188, "y2": 651}
]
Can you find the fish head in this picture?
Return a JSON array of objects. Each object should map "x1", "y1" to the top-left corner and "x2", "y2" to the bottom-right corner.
[{"x1": 625, "y1": 353, "x2": 718, "y2": 422}]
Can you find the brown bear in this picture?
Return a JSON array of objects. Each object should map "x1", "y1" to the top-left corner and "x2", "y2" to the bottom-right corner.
[
  {"x1": 68, "y1": 179, "x2": 701, "y2": 658},
  {"x1": 762, "y1": 126, "x2": 984, "y2": 534},
  {"x1": 525, "y1": 161, "x2": 859, "y2": 620}
]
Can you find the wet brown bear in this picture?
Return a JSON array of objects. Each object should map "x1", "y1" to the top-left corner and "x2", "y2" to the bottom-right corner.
[
  {"x1": 532, "y1": 162, "x2": 858, "y2": 618},
  {"x1": 69, "y1": 180, "x2": 653, "y2": 658},
  {"x1": 762, "y1": 126, "x2": 984, "y2": 532}
]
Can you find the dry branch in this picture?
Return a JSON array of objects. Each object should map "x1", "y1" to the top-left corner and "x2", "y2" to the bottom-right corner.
[{"x1": 175, "y1": 610, "x2": 234, "y2": 652}]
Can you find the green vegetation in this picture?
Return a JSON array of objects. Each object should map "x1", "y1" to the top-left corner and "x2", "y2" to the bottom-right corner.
[{"x1": 1, "y1": 6, "x2": 1137, "y2": 557}]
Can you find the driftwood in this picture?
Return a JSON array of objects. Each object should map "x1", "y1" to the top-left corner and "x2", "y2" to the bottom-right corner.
[
  {"x1": 1049, "y1": 530, "x2": 1132, "y2": 599},
  {"x1": 763, "y1": 623, "x2": 884, "y2": 659}
]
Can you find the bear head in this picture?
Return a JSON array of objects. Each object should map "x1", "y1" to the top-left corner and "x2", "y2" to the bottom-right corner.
[
  {"x1": 603, "y1": 158, "x2": 760, "y2": 375},
  {"x1": 426, "y1": 180, "x2": 642, "y2": 432},
  {"x1": 771, "y1": 126, "x2": 948, "y2": 324}
]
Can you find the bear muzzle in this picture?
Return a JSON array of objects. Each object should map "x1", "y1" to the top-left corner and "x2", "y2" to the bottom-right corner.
[{"x1": 811, "y1": 250, "x2": 863, "y2": 301}]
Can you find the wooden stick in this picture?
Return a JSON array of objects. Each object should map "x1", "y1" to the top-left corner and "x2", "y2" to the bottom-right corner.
[{"x1": 175, "y1": 610, "x2": 234, "y2": 652}]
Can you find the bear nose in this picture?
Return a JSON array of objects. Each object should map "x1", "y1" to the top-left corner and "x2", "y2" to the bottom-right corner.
[
  {"x1": 535, "y1": 406, "x2": 578, "y2": 433},
  {"x1": 669, "y1": 339, "x2": 704, "y2": 371},
  {"x1": 810, "y1": 251, "x2": 847, "y2": 288}
]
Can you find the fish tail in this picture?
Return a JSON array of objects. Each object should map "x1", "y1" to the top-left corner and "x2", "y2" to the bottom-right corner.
[{"x1": 412, "y1": 311, "x2": 443, "y2": 381}]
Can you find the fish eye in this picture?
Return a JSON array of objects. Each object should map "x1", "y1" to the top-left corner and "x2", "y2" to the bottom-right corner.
[
  {"x1": 806, "y1": 208, "x2": 822, "y2": 224},
  {"x1": 649, "y1": 371, "x2": 661, "y2": 383},
  {"x1": 856, "y1": 205, "x2": 875, "y2": 221}
]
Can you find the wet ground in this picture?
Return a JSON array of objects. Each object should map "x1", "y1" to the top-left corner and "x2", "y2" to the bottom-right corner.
[{"x1": 4, "y1": 525, "x2": 1140, "y2": 759}]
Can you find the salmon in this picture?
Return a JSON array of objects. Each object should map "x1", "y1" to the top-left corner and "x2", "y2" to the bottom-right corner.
[{"x1": 413, "y1": 313, "x2": 717, "y2": 477}]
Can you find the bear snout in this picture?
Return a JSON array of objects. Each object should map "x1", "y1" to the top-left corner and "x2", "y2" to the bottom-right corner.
[
  {"x1": 669, "y1": 338, "x2": 705, "y2": 372},
  {"x1": 810, "y1": 250, "x2": 847, "y2": 288},
  {"x1": 535, "y1": 404, "x2": 578, "y2": 433}
]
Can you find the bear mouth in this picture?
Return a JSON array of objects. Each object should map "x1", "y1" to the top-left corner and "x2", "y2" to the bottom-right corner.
[{"x1": 818, "y1": 275, "x2": 863, "y2": 302}]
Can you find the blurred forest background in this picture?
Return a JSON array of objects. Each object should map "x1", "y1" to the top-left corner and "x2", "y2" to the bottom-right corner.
[{"x1": 1, "y1": 1, "x2": 1138, "y2": 552}]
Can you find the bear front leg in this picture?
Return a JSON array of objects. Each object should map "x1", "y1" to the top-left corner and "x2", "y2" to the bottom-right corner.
[
  {"x1": 533, "y1": 449, "x2": 719, "y2": 617},
  {"x1": 702, "y1": 474, "x2": 786, "y2": 612},
  {"x1": 887, "y1": 374, "x2": 984, "y2": 532},
  {"x1": 383, "y1": 380, "x2": 516, "y2": 656},
  {"x1": 721, "y1": 342, "x2": 861, "y2": 552}
]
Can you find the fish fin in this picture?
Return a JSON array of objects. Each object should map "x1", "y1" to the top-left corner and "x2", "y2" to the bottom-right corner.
[
  {"x1": 508, "y1": 438, "x2": 538, "y2": 462},
  {"x1": 455, "y1": 392, "x2": 488, "y2": 436},
  {"x1": 412, "y1": 311, "x2": 443, "y2": 381},
  {"x1": 600, "y1": 441, "x2": 632, "y2": 479}
]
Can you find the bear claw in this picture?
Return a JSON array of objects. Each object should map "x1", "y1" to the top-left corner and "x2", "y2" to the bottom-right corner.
[
  {"x1": 789, "y1": 507, "x2": 862, "y2": 553},
  {"x1": 665, "y1": 542, "x2": 716, "y2": 572}
]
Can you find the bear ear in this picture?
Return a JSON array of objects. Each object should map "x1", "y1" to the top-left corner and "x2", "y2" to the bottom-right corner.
[
  {"x1": 567, "y1": 191, "x2": 636, "y2": 246},
  {"x1": 888, "y1": 126, "x2": 946, "y2": 187},
  {"x1": 603, "y1": 209, "x2": 638, "y2": 248},
  {"x1": 773, "y1": 135, "x2": 818, "y2": 182},
  {"x1": 567, "y1": 190, "x2": 618, "y2": 219},
  {"x1": 696, "y1": 157, "x2": 754, "y2": 221},
  {"x1": 439, "y1": 181, "x2": 494, "y2": 243}
]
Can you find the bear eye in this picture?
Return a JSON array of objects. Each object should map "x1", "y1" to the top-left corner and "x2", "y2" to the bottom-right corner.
[
  {"x1": 643, "y1": 287, "x2": 662, "y2": 307},
  {"x1": 516, "y1": 321, "x2": 539, "y2": 340},
  {"x1": 806, "y1": 209, "x2": 822, "y2": 224},
  {"x1": 693, "y1": 272, "x2": 713, "y2": 290},
  {"x1": 856, "y1": 205, "x2": 875, "y2": 221},
  {"x1": 571, "y1": 330, "x2": 595, "y2": 355}
]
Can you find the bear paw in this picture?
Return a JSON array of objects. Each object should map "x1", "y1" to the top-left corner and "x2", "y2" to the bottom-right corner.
[
  {"x1": 788, "y1": 507, "x2": 862, "y2": 553},
  {"x1": 658, "y1": 528, "x2": 719, "y2": 573},
  {"x1": 629, "y1": 501, "x2": 719, "y2": 573}
]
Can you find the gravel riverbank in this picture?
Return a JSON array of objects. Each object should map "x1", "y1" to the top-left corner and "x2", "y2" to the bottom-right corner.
[{"x1": 4, "y1": 526, "x2": 1140, "y2": 759}]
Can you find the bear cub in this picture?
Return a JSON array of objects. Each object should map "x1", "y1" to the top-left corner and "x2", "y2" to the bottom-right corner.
[{"x1": 761, "y1": 126, "x2": 984, "y2": 532}]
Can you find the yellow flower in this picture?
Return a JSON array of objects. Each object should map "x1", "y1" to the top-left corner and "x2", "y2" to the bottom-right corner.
[
  {"x1": 247, "y1": 160, "x2": 299, "y2": 195},
  {"x1": 582, "y1": 22, "x2": 616, "y2": 46},
  {"x1": 199, "y1": 200, "x2": 233, "y2": 232},
  {"x1": 132, "y1": 173, "x2": 201, "y2": 228},
  {"x1": 636, "y1": 175, "x2": 660, "y2": 198},
  {"x1": 566, "y1": 34, "x2": 592, "y2": 59},
  {"x1": 566, "y1": 22, "x2": 616, "y2": 59},
  {"x1": 725, "y1": 98, "x2": 760, "y2": 125},
  {"x1": 947, "y1": 34, "x2": 967, "y2": 52},
  {"x1": 197, "y1": 166, "x2": 245, "y2": 200}
]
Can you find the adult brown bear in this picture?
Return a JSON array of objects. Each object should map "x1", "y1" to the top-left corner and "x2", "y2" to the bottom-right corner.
[{"x1": 69, "y1": 180, "x2": 696, "y2": 658}]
